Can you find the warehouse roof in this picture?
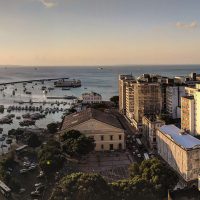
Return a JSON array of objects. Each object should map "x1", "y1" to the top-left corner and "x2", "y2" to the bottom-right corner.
[{"x1": 158, "y1": 125, "x2": 200, "y2": 150}]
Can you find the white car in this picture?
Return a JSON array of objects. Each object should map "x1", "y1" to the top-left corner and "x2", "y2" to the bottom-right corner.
[
  {"x1": 137, "y1": 154, "x2": 141, "y2": 158},
  {"x1": 20, "y1": 169, "x2": 28, "y2": 174},
  {"x1": 35, "y1": 183, "x2": 42, "y2": 187},
  {"x1": 19, "y1": 188, "x2": 26, "y2": 194}
]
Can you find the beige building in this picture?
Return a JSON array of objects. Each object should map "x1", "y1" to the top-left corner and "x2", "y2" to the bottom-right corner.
[
  {"x1": 118, "y1": 74, "x2": 135, "y2": 114},
  {"x1": 142, "y1": 115, "x2": 165, "y2": 150},
  {"x1": 180, "y1": 84, "x2": 200, "y2": 135},
  {"x1": 82, "y1": 91, "x2": 102, "y2": 104},
  {"x1": 181, "y1": 96, "x2": 195, "y2": 134},
  {"x1": 157, "y1": 125, "x2": 200, "y2": 183},
  {"x1": 133, "y1": 82, "x2": 162, "y2": 131},
  {"x1": 60, "y1": 108, "x2": 125, "y2": 151},
  {"x1": 125, "y1": 82, "x2": 135, "y2": 120}
]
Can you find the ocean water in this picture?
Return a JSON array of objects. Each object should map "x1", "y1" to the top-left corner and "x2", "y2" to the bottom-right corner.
[{"x1": 0, "y1": 65, "x2": 200, "y2": 101}]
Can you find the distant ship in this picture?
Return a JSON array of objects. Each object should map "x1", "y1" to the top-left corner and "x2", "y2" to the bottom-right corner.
[
  {"x1": 54, "y1": 79, "x2": 81, "y2": 88},
  {"x1": 98, "y1": 67, "x2": 103, "y2": 70}
]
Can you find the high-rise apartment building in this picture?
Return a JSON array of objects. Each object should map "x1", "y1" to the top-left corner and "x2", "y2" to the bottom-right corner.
[
  {"x1": 118, "y1": 74, "x2": 135, "y2": 114},
  {"x1": 133, "y1": 82, "x2": 162, "y2": 131},
  {"x1": 125, "y1": 82, "x2": 135, "y2": 120},
  {"x1": 181, "y1": 96, "x2": 195, "y2": 134},
  {"x1": 181, "y1": 84, "x2": 200, "y2": 135},
  {"x1": 166, "y1": 86, "x2": 185, "y2": 119}
]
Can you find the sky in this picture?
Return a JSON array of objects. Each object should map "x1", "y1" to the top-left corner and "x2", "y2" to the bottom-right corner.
[{"x1": 0, "y1": 0, "x2": 200, "y2": 66}]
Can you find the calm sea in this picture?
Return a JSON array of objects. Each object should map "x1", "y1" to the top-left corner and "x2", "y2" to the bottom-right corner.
[{"x1": 0, "y1": 65, "x2": 200, "y2": 100}]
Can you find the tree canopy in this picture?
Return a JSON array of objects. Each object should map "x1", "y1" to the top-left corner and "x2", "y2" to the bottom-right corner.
[
  {"x1": 110, "y1": 96, "x2": 119, "y2": 106},
  {"x1": 50, "y1": 172, "x2": 112, "y2": 200},
  {"x1": 61, "y1": 130, "x2": 95, "y2": 157},
  {"x1": 27, "y1": 133, "x2": 41, "y2": 148},
  {"x1": 128, "y1": 158, "x2": 179, "y2": 198},
  {"x1": 38, "y1": 139, "x2": 64, "y2": 174},
  {"x1": 47, "y1": 122, "x2": 59, "y2": 134}
]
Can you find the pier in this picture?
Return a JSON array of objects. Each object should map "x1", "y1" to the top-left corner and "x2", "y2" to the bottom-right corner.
[{"x1": 0, "y1": 77, "x2": 69, "y2": 86}]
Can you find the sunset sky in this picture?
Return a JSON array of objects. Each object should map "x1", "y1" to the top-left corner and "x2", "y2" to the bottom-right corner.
[{"x1": 0, "y1": 0, "x2": 200, "y2": 66}]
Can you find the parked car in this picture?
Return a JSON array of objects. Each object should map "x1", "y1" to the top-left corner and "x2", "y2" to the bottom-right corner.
[
  {"x1": 35, "y1": 183, "x2": 42, "y2": 187},
  {"x1": 137, "y1": 154, "x2": 141, "y2": 158},
  {"x1": 20, "y1": 169, "x2": 28, "y2": 174}
]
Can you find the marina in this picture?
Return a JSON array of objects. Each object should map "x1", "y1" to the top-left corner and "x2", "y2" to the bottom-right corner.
[{"x1": 0, "y1": 76, "x2": 83, "y2": 155}]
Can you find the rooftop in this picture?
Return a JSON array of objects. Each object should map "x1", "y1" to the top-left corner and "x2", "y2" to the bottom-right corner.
[
  {"x1": 61, "y1": 108, "x2": 123, "y2": 131},
  {"x1": 158, "y1": 125, "x2": 200, "y2": 150}
]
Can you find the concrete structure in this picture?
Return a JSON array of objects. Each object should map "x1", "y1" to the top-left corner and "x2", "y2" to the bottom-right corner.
[
  {"x1": 82, "y1": 91, "x2": 102, "y2": 104},
  {"x1": 118, "y1": 74, "x2": 135, "y2": 114},
  {"x1": 125, "y1": 82, "x2": 135, "y2": 120},
  {"x1": 166, "y1": 86, "x2": 185, "y2": 119},
  {"x1": 60, "y1": 108, "x2": 125, "y2": 151},
  {"x1": 181, "y1": 84, "x2": 200, "y2": 135},
  {"x1": 133, "y1": 82, "x2": 162, "y2": 131},
  {"x1": 181, "y1": 96, "x2": 195, "y2": 134},
  {"x1": 194, "y1": 91, "x2": 200, "y2": 135},
  {"x1": 157, "y1": 125, "x2": 200, "y2": 183},
  {"x1": 142, "y1": 115, "x2": 165, "y2": 150}
]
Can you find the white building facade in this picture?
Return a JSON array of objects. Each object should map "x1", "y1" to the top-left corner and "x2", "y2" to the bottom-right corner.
[
  {"x1": 157, "y1": 125, "x2": 200, "y2": 183},
  {"x1": 166, "y1": 86, "x2": 185, "y2": 119},
  {"x1": 82, "y1": 92, "x2": 102, "y2": 104}
]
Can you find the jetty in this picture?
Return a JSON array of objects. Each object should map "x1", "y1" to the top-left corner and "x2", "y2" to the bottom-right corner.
[{"x1": 0, "y1": 77, "x2": 69, "y2": 86}]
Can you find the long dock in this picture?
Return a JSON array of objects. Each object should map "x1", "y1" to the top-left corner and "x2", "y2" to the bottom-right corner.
[{"x1": 0, "y1": 77, "x2": 69, "y2": 86}]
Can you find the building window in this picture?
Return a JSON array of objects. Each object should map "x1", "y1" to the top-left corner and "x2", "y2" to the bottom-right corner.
[
  {"x1": 118, "y1": 143, "x2": 122, "y2": 150},
  {"x1": 101, "y1": 144, "x2": 104, "y2": 150},
  {"x1": 110, "y1": 135, "x2": 113, "y2": 141},
  {"x1": 119, "y1": 135, "x2": 122, "y2": 140},
  {"x1": 101, "y1": 135, "x2": 104, "y2": 141},
  {"x1": 110, "y1": 144, "x2": 113, "y2": 150}
]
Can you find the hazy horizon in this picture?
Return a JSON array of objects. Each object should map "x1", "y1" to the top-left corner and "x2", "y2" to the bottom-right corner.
[{"x1": 0, "y1": 0, "x2": 200, "y2": 66}]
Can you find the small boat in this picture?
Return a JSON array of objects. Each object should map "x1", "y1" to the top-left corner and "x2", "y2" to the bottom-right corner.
[
  {"x1": 98, "y1": 67, "x2": 103, "y2": 70},
  {"x1": 62, "y1": 87, "x2": 70, "y2": 90}
]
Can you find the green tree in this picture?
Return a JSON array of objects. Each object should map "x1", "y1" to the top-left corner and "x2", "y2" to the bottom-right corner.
[
  {"x1": 128, "y1": 158, "x2": 178, "y2": 198},
  {"x1": 61, "y1": 130, "x2": 95, "y2": 157},
  {"x1": 61, "y1": 130, "x2": 82, "y2": 141},
  {"x1": 110, "y1": 96, "x2": 119, "y2": 106},
  {"x1": 38, "y1": 139, "x2": 64, "y2": 174},
  {"x1": 27, "y1": 133, "x2": 41, "y2": 148},
  {"x1": 111, "y1": 177, "x2": 156, "y2": 200},
  {"x1": 50, "y1": 172, "x2": 112, "y2": 200},
  {"x1": 47, "y1": 122, "x2": 59, "y2": 134}
]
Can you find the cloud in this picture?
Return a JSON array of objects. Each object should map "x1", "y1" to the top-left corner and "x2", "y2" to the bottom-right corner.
[
  {"x1": 175, "y1": 21, "x2": 198, "y2": 30},
  {"x1": 38, "y1": 0, "x2": 57, "y2": 8}
]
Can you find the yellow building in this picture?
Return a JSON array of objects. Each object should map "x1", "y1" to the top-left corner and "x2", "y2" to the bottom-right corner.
[
  {"x1": 60, "y1": 108, "x2": 125, "y2": 151},
  {"x1": 118, "y1": 74, "x2": 135, "y2": 114}
]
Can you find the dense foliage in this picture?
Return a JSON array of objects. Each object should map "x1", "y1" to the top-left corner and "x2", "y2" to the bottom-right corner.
[
  {"x1": 47, "y1": 122, "x2": 59, "y2": 134},
  {"x1": 128, "y1": 158, "x2": 179, "y2": 198},
  {"x1": 27, "y1": 133, "x2": 41, "y2": 148},
  {"x1": 38, "y1": 139, "x2": 64, "y2": 174},
  {"x1": 0, "y1": 153, "x2": 21, "y2": 192},
  {"x1": 110, "y1": 96, "x2": 119, "y2": 106},
  {"x1": 50, "y1": 172, "x2": 112, "y2": 200},
  {"x1": 49, "y1": 158, "x2": 178, "y2": 200},
  {"x1": 61, "y1": 130, "x2": 95, "y2": 157}
]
